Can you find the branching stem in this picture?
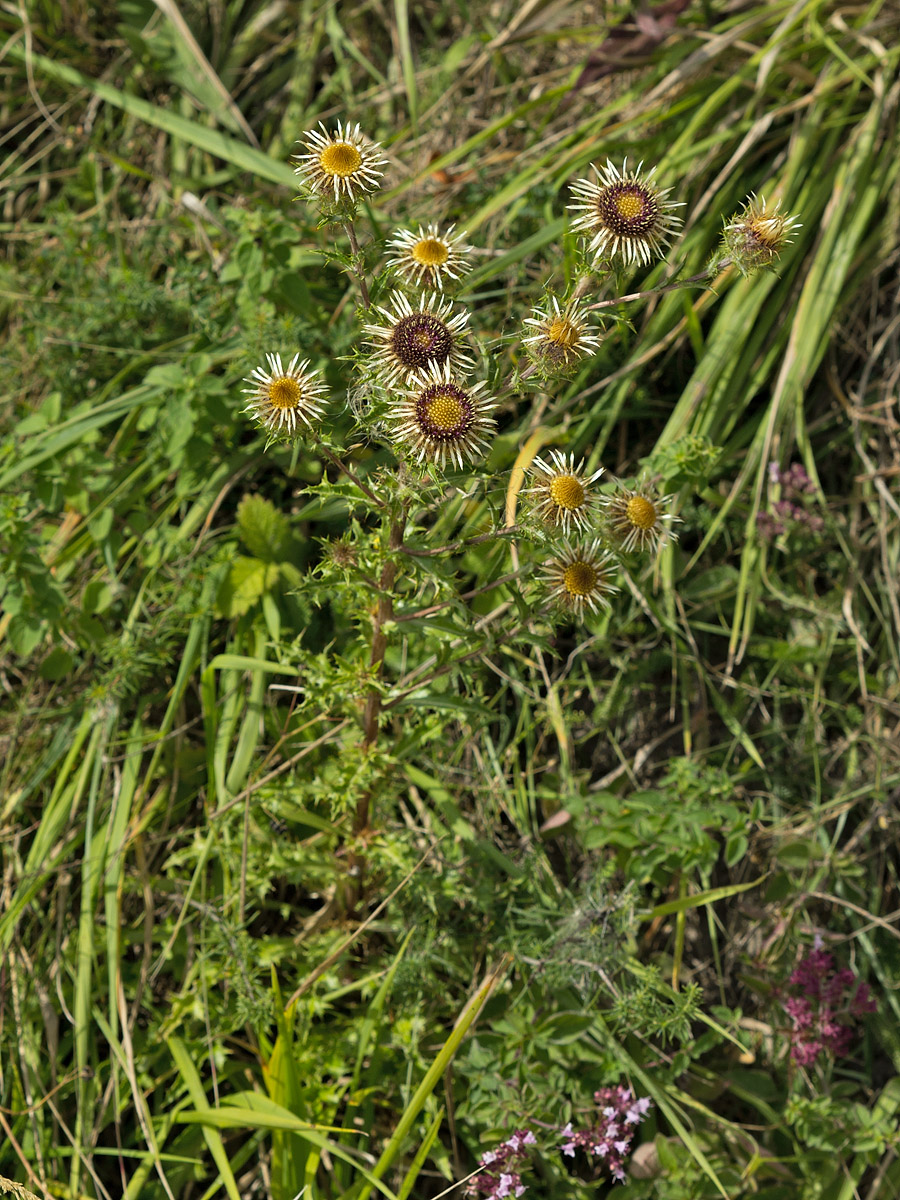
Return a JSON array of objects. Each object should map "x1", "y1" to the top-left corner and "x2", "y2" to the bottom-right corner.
[
  {"x1": 314, "y1": 436, "x2": 385, "y2": 508},
  {"x1": 585, "y1": 264, "x2": 728, "y2": 311},
  {"x1": 394, "y1": 571, "x2": 521, "y2": 621},
  {"x1": 343, "y1": 219, "x2": 371, "y2": 310},
  {"x1": 400, "y1": 526, "x2": 519, "y2": 558}
]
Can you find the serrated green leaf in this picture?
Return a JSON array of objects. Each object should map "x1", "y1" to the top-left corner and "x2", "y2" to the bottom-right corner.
[
  {"x1": 216, "y1": 557, "x2": 279, "y2": 618},
  {"x1": 237, "y1": 494, "x2": 292, "y2": 563}
]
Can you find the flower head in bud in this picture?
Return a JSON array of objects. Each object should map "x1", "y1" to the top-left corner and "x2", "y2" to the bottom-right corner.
[
  {"x1": 326, "y1": 535, "x2": 357, "y2": 570},
  {"x1": 388, "y1": 223, "x2": 473, "y2": 290},
  {"x1": 242, "y1": 353, "x2": 327, "y2": 438},
  {"x1": 522, "y1": 296, "x2": 602, "y2": 371},
  {"x1": 390, "y1": 360, "x2": 496, "y2": 471},
  {"x1": 526, "y1": 450, "x2": 604, "y2": 534},
  {"x1": 293, "y1": 121, "x2": 387, "y2": 202},
  {"x1": 569, "y1": 159, "x2": 683, "y2": 268},
  {"x1": 543, "y1": 540, "x2": 618, "y2": 618},
  {"x1": 364, "y1": 291, "x2": 472, "y2": 385},
  {"x1": 601, "y1": 480, "x2": 679, "y2": 553},
  {"x1": 719, "y1": 194, "x2": 800, "y2": 277}
]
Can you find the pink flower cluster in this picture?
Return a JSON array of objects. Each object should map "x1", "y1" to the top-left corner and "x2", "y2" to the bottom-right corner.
[
  {"x1": 559, "y1": 1086, "x2": 652, "y2": 1184},
  {"x1": 783, "y1": 946, "x2": 876, "y2": 1066},
  {"x1": 467, "y1": 1130, "x2": 536, "y2": 1199},
  {"x1": 757, "y1": 461, "x2": 824, "y2": 541}
]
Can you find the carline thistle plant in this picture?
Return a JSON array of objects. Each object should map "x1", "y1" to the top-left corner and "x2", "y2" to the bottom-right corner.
[
  {"x1": 235, "y1": 118, "x2": 800, "y2": 1177},
  {"x1": 252, "y1": 120, "x2": 799, "y2": 613},
  {"x1": 240, "y1": 118, "x2": 801, "y2": 870}
]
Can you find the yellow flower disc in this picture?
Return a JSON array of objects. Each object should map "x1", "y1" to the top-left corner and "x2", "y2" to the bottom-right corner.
[
  {"x1": 426, "y1": 390, "x2": 465, "y2": 431},
  {"x1": 318, "y1": 142, "x2": 363, "y2": 177},
  {"x1": 549, "y1": 474, "x2": 586, "y2": 510},
  {"x1": 626, "y1": 495, "x2": 658, "y2": 530},
  {"x1": 614, "y1": 190, "x2": 645, "y2": 220},
  {"x1": 546, "y1": 317, "x2": 580, "y2": 348},
  {"x1": 412, "y1": 238, "x2": 450, "y2": 266},
  {"x1": 268, "y1": 376, "x2": 303, "y2": 409},
  {"x1": 563, "y1": 561, "x2": 598, "y2": 597}
]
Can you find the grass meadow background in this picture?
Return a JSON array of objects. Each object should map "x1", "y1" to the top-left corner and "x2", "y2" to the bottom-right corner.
[{"x1": 2, "y1": 0, "x2": 900, "y2": 1197}]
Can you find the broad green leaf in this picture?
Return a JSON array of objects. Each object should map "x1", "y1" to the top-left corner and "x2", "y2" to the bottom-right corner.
[{"x1": 237, "y1": 494, "x2": 294, "y2": 563}]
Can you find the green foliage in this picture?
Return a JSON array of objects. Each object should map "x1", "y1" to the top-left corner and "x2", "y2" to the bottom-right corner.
[
  {"x1": 578, "y1": 759, "x2": 760, "y2": 887},
  {"x1": 2, "y1": 1, "x2": 899, "y2": 1199}
]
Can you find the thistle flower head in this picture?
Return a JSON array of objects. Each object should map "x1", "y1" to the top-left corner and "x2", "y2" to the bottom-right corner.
[
  {"x1": 720, "y1": 194, "x2": 801, "y2": 277},
  {"x1": 569, "y1": 159, "x2": 683, "y2": 268},
  {"x1": 601, "y1": 480, "x2": 679, "y2": 553},
  {"x1": 364, "y1": 291, "x2": 472, "y2": 385},
  {"x1": 391, "y1": 360, "x2": 496, "y2": 471},
  {"x1": 293, "y1": 121, "x2": 387, "y2": 203},
  {"x1": 526, "y1": 450, "x2": 604, "y2": 534},
  {"x1": 543, "y1": 539, "x2": 618, "y2": 618},
  {"x1": 242, "y1": 353, "x2": 327, "y2": 438},
  {"x1": 388, "y1": 223, "x2": 473, "y2": 290},
  {"x1": 522, "y1": 296, "x2": 602, "y2": 371}
]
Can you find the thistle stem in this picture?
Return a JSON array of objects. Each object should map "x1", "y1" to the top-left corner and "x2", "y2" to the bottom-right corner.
[
  {"x1": 343, "y1": 219, "x2": 371, "y2": 310},
  {"x1": 394, "y1": 571, "x2": 521, "y2": 621},
  {"x1": 585, "y1": 264, "x2": 728, "y2": 310},
  {"x1": 400, "y1": 526, "x2": 519, "y2": 558},
  {"x1": 494, "y1": 362, "x2": 538, "y2": 403},
  {"x1": 313, "y1": 436, "x2": 385, "y2": 508},
  {"x1": 570, "y1": 273, "x2": 595, "y2": 302},
  {"x1": 359, "y1": 501, "x2": 408, "y2": 753}
]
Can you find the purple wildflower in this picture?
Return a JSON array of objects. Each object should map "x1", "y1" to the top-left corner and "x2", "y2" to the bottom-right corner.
[
  {"x1": 467, "y1": 1130, "x2": 538, "y2": 1199},
  {"x1": 558, "y1": 1085, "x2": 651, "y2": 1184},
  {"x1": 756, "y1": 511, "x2": 786, "y2": 542},
  {"x1": 758, "y1": 461, "x2": 823, "y2": 542},
  {"x1": 782, "y1": 946, "x2": 876, "y2": 1066}
]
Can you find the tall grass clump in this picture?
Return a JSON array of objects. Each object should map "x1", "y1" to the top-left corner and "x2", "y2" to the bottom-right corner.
[{"x1": 1, "y1": 2, "x2": 899, "y2": 1199}]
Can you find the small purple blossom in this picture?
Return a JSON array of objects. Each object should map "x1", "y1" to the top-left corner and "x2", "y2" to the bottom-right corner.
[
  {"x1": 781, "y1": 946, "x2": 876, "y2": 1066},
  {"x1": 757, "y1": 461, "x2": 823, "y2": 543},
  {"x1": 557, "y1": 1085, "x2": 651, "y2": 1184},
  {"x1": 769, "y1": 462, "x2": 816, "y2": 495},
  {"x1": 467, "y1": 1130, "x2": 538, "y2": 1200}
]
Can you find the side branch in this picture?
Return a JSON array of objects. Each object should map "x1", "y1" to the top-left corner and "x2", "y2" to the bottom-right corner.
[
  {"x1": 343, "y1": 220, "x2": 371, "y2": 310},
  {"x1": 400, "y1": 526, "x2": 520, "y2": 558},
  {"x1": 585, "y1": 264, "x2": 728, "y2": 311},
  {"x1": 314, "y1": 437, "x2": 385, "y2": 508}
]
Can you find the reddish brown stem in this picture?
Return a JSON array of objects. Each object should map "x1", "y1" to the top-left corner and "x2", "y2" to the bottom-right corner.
[
  {"x1": 361, "y1": 525, "x2": 401, "y2": 753},
  {"x1": 495, "y1": 361, "x2": 538, "y2": 403},
  {"x1": 400, "y1": 526, "x2": 519, "y2": 558},
  {"x1": 584, "y1": 264, "x2": 727, "y2": 311},
  {"x1": 394, "y1": 571, "x2": 521, "y2": 622},
  {"x1": 343, "y1": 219, "x2": 371, "y2": 310},
  {"x1": 354, "y1": 507, "x2": 408, "y2": 828},
  {"x1": 570, "y1": 273, "x2": 595, "y2": 302},
  {"x1": 313, "y1": 436, "x2": 385, "y2": 508},
  {"x1": 345, "y1": 509, "x2": 406, "y2": 906}
]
